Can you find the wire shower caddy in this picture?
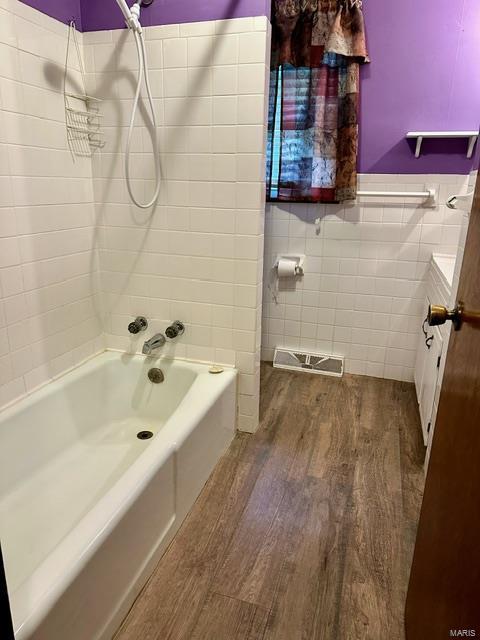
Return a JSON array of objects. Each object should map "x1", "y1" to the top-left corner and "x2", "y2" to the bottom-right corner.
[{"x1": 64, "y1": 20, "x2": 105, "y2": 158}]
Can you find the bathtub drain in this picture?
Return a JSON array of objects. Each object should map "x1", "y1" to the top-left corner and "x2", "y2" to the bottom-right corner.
[{"x1": 137, "y1": 430, "x2": 154, "y2": 440}]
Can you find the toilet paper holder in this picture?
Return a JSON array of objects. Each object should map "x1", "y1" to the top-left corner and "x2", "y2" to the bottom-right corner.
[{"x1": 274, "y1": 254, "x2": 305, "y2": 276}]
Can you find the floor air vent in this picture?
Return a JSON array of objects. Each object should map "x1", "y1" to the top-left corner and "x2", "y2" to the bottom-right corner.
[{"x1": 273, "y1": 348, "x2": 344, "y2": 377}]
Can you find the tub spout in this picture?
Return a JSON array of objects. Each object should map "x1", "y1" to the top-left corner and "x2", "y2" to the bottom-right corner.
[{"x1": 142, "y1": 333, "x2": 166, "y2": 355}]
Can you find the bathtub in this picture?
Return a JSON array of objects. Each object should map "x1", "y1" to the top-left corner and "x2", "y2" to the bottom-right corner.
[{"x1": 0, "y1": 351, "x2": 237, "y2": 640}]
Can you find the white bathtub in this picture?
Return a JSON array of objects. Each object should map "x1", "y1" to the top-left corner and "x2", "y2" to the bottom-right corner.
[{"x1": 0, "y1": 351, "x2": 236, "y2": 640}]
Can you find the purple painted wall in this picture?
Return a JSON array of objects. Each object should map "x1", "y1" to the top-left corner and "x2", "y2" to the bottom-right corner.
[
  {"x1": 18, "y1": 0, "x2": 269, "y2": 32},
  {"x1": 80, "y1": 0, "x2": 270, "y2": 32},
  {"x1": 19, "y1": 0, "x2": 480, "y2": 174},
  {"x1": 359, "y1": 0, "x2": 480, "y2": 174},
  {"x1": 20, "y1": 0, "x2": 82, "y2": 29}
]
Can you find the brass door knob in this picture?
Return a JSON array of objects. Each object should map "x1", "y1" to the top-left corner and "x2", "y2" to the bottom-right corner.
[{"x1": 427, "y1": 304, "x2": 463, "y2": 330}]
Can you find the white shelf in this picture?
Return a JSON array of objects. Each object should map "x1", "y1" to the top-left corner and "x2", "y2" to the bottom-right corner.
[
  {"x1": 406, "y1": 131, "x2": 479, "y2": 159},
  {"x1": 65, "y1": 92, "x2": 102, "y2": 103},
  {"x1": 64, "y1": 22, "x2": 105, "y2": 157}
]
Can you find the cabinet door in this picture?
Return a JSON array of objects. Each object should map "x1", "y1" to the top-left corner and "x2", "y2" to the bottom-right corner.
[
  {"x1": 414, "y1": 298, "x2": 430, "y2": 402},
  {"x1": 418, "y1": 326, "x2": 443, "y2": 445}
]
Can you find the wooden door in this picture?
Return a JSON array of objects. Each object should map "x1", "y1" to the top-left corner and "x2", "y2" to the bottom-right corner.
[
  {"x1": 0, "y1": 544, "x2": 14, "y2": 639},
  {"x1": 405, "y1": 174, "x2": 480, "y2": 638}
]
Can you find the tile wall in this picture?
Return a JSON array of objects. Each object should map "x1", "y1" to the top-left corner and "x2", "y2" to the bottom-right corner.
[
  {"x1": 262, "y1": 173, "x2": 469, "y2": 382},
  {"x1": 0, "y1": 0, "x2": 102, "y2": 409},
  {"x1": 0, "y1": 0, "x2": 474, "y2": 431},
  {"x1": 83, "y1": 17, "x2": 270, "y2": 432}
]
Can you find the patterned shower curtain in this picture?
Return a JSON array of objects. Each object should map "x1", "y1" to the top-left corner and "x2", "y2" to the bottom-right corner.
[{"x1": 266, "y1": 0, "x2": 369, "y2": 202}]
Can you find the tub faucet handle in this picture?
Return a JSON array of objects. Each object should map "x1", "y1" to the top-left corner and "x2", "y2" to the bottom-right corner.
[
  {"x1": 165, "y1": 321, "x2": 185, "y2": 339},
  {"x1": 128, "y1": 316, "x2": 148, "y2": 334}
]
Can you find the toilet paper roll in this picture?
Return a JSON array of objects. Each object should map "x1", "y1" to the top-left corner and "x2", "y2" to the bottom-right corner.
[{"x1": 277, "y1": 259, "x2": 297, "y2": 278}]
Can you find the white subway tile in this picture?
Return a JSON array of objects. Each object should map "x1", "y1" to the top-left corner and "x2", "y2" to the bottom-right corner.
[
  {"x1": 237, "y1": 126, "x2": 265, "y2": 156},
  {"x1": 212, "y1": 35, "x2": 238, "y2": 65},
  {"x1": 212, "y1": 65, "x2": 238, "y2": 95},
  {"x1": 212, "y1": 126, "x2": 237, "y2": 153},
  {"x1": 238, "y1": 32, "x2": 266, "y2": 64},
  {"x1": 180, "y1": 22, "x2": 216, "y2": 38},
  {"x1": 187, "y1": 36, "x2": 214, "y2": 66},
  {"x1": 146, "y1": 24, "x2": 180, "y2": 40},
  {"x1": 238, "y1": 63, "x2": 266, "y2": 94},
  {"x1": 163, "y1": 38, "x2": 187, "y2": 68},
  {"x1": 213, "y1": 95, "x2": 238, "y2": 125},
  {"x1": 238, "y1": 94, "x2": 265, "y2": 124},
  {"x1": 212, "y1": 155, "x2": 236, "y2": 181}
]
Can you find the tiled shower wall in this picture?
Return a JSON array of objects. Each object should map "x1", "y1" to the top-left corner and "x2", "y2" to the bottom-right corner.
[
  {"x1": 83, "y1": 17, "x2": 270, "y2": 432},
  {"x1": 0, "y1": 0, "x2": 473, "y2": 425},
  {"x1": 0, "y1": 0, "x2": 102, "y2": 409},
  {"x1": 262, "y1": 173, "x2": 468, "y2": 382}
]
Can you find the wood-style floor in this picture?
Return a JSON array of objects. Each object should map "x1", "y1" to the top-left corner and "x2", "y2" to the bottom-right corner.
[{"x1": 115, "y1": 364, "x2": 425, "y2": 640}]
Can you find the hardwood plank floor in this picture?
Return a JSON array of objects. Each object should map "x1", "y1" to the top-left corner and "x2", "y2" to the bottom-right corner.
[{"x1": 114, "y1": 364, "x2": 425, "y2": 640}]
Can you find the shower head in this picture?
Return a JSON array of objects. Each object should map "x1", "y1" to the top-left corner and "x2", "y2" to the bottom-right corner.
[{"x1": 140, "y1": 0, "x2": 154, "y2": 5}]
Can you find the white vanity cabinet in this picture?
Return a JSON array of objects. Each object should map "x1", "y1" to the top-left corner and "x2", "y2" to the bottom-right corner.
[
  {"x1": 414, "y1": 254, "x2": 456, "y2": 450},
  {"x1": 414, "y1": 310, "x2": 443, "y2": 445}
]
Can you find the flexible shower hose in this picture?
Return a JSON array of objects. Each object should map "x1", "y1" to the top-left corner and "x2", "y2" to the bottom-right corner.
[{"x1": 125, "y1": 29, "x2": 161, "y2": 208}]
